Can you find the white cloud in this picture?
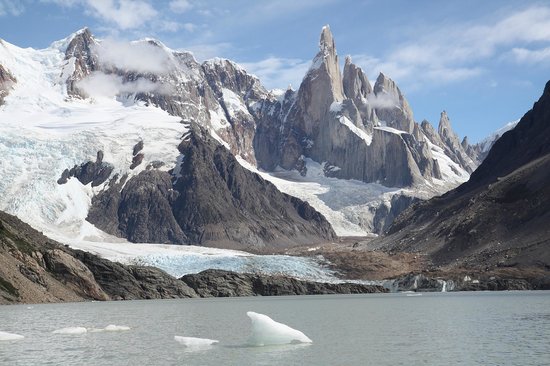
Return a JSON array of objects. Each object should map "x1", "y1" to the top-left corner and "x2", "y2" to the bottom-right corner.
[
  {"x1": 240, "y1": 57, "x2": 312, "y2": 90},
  {"x1": 0, "y1": 0, "x2": 25, "y2": 16},
  {"x1": 366, "y1": 93, "x2": 399, "y2": 109},
  {"x1": 510, "y1": 47, "x2": 550, "y2": 64},
  {"x1": 85, "y1": 0, "x2": 157, "y2": 30},
  {"x1": 349, "y1": 5, "x2": 550, "y2": 88},
  {"x1": 95, "y1": 39, "x2": 173, "y2": 74},
  {"x1": 77, "y1": 71, "x2": 173, "y2": 98},
  {"x1": 169, "y1": 0, "x2": 192, "y2": 14}
]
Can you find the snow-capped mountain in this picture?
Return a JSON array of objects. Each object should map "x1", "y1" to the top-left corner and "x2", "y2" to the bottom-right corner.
[{"x1": 0, "y1": 26, "x2": 486, "y2": 248}]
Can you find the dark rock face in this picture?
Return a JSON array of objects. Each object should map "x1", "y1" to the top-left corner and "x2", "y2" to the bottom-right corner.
[
  {"x1": 73, "y1": 250, "x2": 196, "y2": 300},
  {"x1": 0, "y1": 210, "x2": 197, "y2": 304},
  {"x1": 180, "y1": 269, "x2": 388, "y2": 297},
  {"x1": 374, "y1": 81, "x2": 550, "y2": 271},
  {"x1": 64, "y1": 28, "x2": 99, "y2": 98},
  {"x1": 0, "y1": 63, "x2": 16, "y2": 105},
  {"x1": 57, "y1": 150, "x2": 113, "y2": 186},
  {"x1": 390, "y1": 272, "x2": 537, "y2": 292},
  {"x1": 86, "y1": 125, "x2": 335, "y2": 249}
]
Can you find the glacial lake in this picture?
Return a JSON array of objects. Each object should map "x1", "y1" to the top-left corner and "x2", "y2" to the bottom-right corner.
[{"x1": 1, "y1": 292, "x2": 549, "y2": 365}]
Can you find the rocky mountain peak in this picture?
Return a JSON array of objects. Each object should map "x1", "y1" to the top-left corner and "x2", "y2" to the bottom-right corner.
[
  {"x1": 372, "y1": 72, "x2": 414, "y2": 133},
  {"x1": 64, "y1": 28, "x2": 98, "y2": 98},
  {"x1": 319, "y1": 25, "x2": 336, "y2": 55},
  {"x1": 437, "y1": 111, "x2": 476, "y2": 173},
  {"x1": 438, "y1": 110, "x2": 452, "y2": 135},
  {"x1": 342, "y1": 56, "x2": 372, "y2": 100},
  {"x1": 461, "y1": 136, "x2": 469, "y2": 149}
]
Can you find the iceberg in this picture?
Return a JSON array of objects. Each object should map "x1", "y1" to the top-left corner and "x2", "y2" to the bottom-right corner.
[
  {"x1": 246, "y1": 311, "x2": 312, "y2": 346},
  {"x1": 0, "y1": 331, "x2": 24, "y2": 341},
  {"x1": 52, "y1": 327, "x2": 87, "y2": 334},
  {"x1": 103, "y1": 325, "x2": 131, "y2": 332},
  {"x1": 174, "y1": 336, "x2": 219, "y2": 349}
]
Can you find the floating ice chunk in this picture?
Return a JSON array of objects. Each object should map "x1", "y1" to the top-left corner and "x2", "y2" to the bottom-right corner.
[
  {"x1": 246, "y1": 311, "x2": 312, "y2": 346},
  {"x1": 0, "y1": 331, "x2": 24, "y2": 341},
  {"x1": 52, "y1": 327, "x2": 87, "y2": 334},
  {"x1": 174, "y1": 336, "x2": 219, "y2": 348},
  {"x1": 88, "y1": 325, "x2": 131, "y2": 333},
  {"x1": 103, "y1": 325, "x2": 131, "y2": 332}
]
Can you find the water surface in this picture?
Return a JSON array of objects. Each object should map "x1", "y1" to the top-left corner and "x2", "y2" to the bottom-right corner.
[{"x1": 1, "y1": 292, "x2": 549, "y2": 365}]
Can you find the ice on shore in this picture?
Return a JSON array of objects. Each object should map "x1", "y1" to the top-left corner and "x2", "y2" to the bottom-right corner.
[
  {"x1": 246, "y1": 311, "x2": 312, "y2": 346},
  {"x1": 52, "y1": 327, "x2": 87, "y2": 334},
  {"x1": 174, "y1": 336, "x2": 219, "y2": 348},
  {"x1": 0, "y1": 331, "x2": 25, "y2": 341}
]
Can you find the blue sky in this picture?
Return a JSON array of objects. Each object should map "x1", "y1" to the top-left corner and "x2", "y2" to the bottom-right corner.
[{"x1": 1, "y1": 0, "x2": 549, "y2": 141}]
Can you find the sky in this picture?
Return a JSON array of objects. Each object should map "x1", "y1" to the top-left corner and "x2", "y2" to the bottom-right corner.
[{"x1": 0, "y1": 0, "x2": 549, "y2": 142}]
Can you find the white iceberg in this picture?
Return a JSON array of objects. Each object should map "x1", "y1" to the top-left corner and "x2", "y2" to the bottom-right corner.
[
  {"x1": 52, "y1": 327, "x2": 87, "y2": 334},
  {"x1": 174, "y1": 336, "x2": 219, "y2": 349},
  {"x1": 246, "y1": 311, "x2": 312, "y2": 346},
  {"x1": 0, "y1": 331, "x2": 24, "y2": 341}
]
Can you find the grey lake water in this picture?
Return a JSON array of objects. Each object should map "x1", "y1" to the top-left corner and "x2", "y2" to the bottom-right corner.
[{"x1": 1, "y1": 291, "x2": 549, "y2": 365}]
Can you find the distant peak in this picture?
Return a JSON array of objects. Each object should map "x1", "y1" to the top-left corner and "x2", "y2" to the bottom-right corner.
[
  {"x1": 438, "y1": 110, "x2": 453, "y2": 135},
  {"x1": 319, "y1": 24, "x2": 336, "y2": 54},
  {"x1": 344, "y1": 55, "x2": 352, "y2": 65}
]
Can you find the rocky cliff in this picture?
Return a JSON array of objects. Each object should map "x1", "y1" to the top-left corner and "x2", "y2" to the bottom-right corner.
[
  {"x1": 80, "y1": 125, "x2": 335, "y2": 249},
  {"x1": 372, "y1": 81, "x2": 550, "y2": 271},
  {"x1": 180, "y1": 269, "x2": 388, "y2": 297}
]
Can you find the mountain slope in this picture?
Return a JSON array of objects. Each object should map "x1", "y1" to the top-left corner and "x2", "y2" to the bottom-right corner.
[
  {"x1": 0, "y1": 210, "x2": 198, "y2": 304},
  {"x1": 0, "y1": 26, "x2": 486, "y2": 246},
  {"x1": 373, "y1": 81, "x2": 550, "y2": 269},
  {"x1": 84, "y1": 125, "x2": 335, "y2": 249}
]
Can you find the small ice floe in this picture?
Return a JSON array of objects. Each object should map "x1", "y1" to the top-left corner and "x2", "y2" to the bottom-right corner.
[
  {"x1": 0, "y1": 331, "x2": 25, "y2": 341},
  {"x1": 52, "y1": 327, "x2": 87, "y2": 335},
  {"x1": 89, "y1": 325, "x2": 131, "y2": 333},
  {"x1": 174, "y1": 336, "x2": 219, "y2": 351},
  {"x1": 246, "y1": 311, "x2": 312, "y2": 346},
  {"x1": 103, "y1": 325, "x2": 131, "y2": 332}
]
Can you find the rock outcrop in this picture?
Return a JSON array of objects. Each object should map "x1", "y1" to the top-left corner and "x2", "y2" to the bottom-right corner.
[
  {"x1": 180, "y1": 269, "x2": 388, "y2": 297},
  {"x1": 57, "y1": 150, "x2": 113, "y2": 186},
  {"x1": 0, "y1": 210, "x2": 197, "y2": 304},
  {"x1": 0, "y1": 63, "x2": 16, "y2": 105},
  {"x1": 64, "y1": 28, "x2": 99, "y2": 98},
  {"x1": 373, "y1": 81, "x2": 550, "y2": 272},
  {"x1": 85, "y1": 125, "x2": 335, "y2": 249}
]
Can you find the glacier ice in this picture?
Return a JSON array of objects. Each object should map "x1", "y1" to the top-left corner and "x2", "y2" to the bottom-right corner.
[
  {"x1": 52, "y1": 327, "x2": 87, "y2": 335},
  {"x1": 0, "y1": 331, "x2": 25, "y2": 341},
  {"x1": 246, "y1": 311, "x2": 312, "y2": 346}
]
